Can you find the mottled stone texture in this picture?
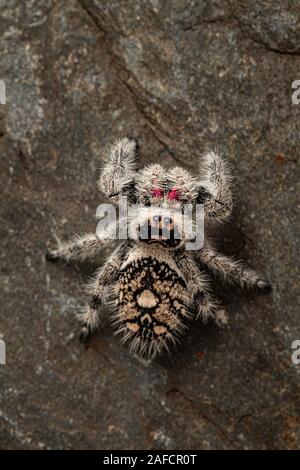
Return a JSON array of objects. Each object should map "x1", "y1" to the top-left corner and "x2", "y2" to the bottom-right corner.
[{"x1": 0, "y1": 0, "x2": 299, "y2": 450}]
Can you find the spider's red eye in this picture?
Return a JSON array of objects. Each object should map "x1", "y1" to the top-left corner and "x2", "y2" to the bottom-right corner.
[
  {"x1": 151, "y1": 188, "x2": 164, "y2": 198},
  {"x1": 168, "y1": 188, "x2": 179, "y2": 200}
]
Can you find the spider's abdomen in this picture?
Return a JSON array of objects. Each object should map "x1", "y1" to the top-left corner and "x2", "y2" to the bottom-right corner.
[{"x1": 115, "y1": 256, "x2": 192, "y2": 357}]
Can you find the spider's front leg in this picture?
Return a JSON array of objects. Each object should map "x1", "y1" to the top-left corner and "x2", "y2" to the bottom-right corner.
[
  {"x1": 78, "y1": 242, "x2": 130, "y2": 343},
  {"x1": 176, "y1": 252, "x2": 228, "y2": 326},
  {"x1": 197, "y1": 241, "x2": 272, "y2": 292},
  {"x1": 98, "y1": 136, "x2": 138, "y2": 199},
  {"x1": 197, "y1": 151, "x2": 233, "y2": 222}
]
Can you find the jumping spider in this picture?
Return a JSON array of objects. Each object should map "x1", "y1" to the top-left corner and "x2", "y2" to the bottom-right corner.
[{"x1": 46, "y1": 137, "x2": 271, "y2": 358}]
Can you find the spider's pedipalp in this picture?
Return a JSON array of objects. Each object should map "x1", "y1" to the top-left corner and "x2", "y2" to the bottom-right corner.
[
  {"x1": 135, "y1": 163, "x2": 166, "y2": 201},
  {"x1": 167, "y1": 166, "x2": 198, "y2": 202}
]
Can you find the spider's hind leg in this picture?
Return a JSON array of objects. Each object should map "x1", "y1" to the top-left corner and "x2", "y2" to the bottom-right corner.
[
  {"x1": 194, "y1": 288, "x2": 229, "y2": 327},
  {"x1": 78, "y1": 286, "x2": 110, "y2": 343},
  {"x1": 77, "y1": 241, "x2": 130, "y2": 343},
  {"x1": 176, "y1": 253, "x2": 228, "y2": 326}
]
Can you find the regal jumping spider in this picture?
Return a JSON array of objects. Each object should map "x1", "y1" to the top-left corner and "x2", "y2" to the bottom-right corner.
[{"x1": 46, "y1": 137, "x2": 271, "y2": 358}]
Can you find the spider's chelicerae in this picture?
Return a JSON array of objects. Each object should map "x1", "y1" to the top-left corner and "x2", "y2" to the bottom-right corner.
[{"x1": 46, "y1": 137, "x2": 271, "y2": 358}]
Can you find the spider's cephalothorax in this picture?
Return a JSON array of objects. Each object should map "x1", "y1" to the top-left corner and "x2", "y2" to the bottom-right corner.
[{"x1": 46, "y1": 137, "x2": 271, "y2": 358}]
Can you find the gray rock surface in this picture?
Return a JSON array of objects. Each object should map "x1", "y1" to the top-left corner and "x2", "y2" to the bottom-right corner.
[{"x1": 0, "y1": 0, "x2": 299, "y2": 449}]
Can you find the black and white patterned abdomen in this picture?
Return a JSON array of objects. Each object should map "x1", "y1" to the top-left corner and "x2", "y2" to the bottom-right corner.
[{"x1": 115, "y1": 256, "x2": 192, "y2": 356}]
